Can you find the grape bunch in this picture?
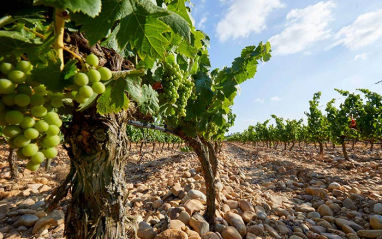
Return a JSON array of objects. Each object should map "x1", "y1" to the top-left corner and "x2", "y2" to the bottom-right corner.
[
  {"x1": 0, "y1": 60, "x2": 62, "y2": 171},
  {"x1": 70, "y1": 54, "x2": 110, "y2": 104},
  {"x1": 175, "y1": 78, "x2": 194, "y2": 117},
  {"x1": 160, "y1": 58, "x2": 194, "y2": 117}
]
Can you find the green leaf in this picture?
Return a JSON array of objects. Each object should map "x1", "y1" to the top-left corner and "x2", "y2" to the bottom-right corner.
[
  {"x1": 139, "y1": 84, "x2": 159, "y2": 115},
  {"x1": 117, "y1": 1, "x2": 170, "y2": 61},
  {"x1": 71, "y1": 0, "x2": 132, "y2": 46},
  {"x1": 77, "y1": 92, "x2": 98, "y2": 112},
  {"x1": 31, "y1": 58, "x2": 73, "y2": 93},
  {"x1": 125, "y1": 76, "x2": 144, "y2": 102},
  {"x1": 160, "y1": 11, "x2": 190, "y2": 42},
  {"x1": 96, "y1": 78, "x2": 130, "y2": 115},
  {"x1": 166, "y1": 0, "x2": 193, "y2": 25},
  {"x1": 0, "y1": 31, "x2": 36, "y2": 55},
  {"x1": 34, "y1": 0, "x2": 101, "y2": 17}
]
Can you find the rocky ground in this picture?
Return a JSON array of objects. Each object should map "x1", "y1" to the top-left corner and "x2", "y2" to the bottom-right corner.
[{"x1": 0, "y1": 142, "x2": 381, "y2": 239}]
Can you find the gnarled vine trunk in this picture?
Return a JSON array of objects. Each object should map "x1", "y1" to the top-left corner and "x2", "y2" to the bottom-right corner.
[
  {"x1": 181, "y1": 134, "x2": 217, "y2": 228},
  {"x1": 7, "y1": 148, "x2": 18, "y2": 179},
  {"x1": 63, "y1": 110, "x2": 137, "y2": 239},
  {"x1": 319, "y1": 142, "x2": 323, "y2": 155}
]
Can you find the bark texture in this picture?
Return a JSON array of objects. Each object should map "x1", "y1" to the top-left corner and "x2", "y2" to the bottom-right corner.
[{"x1": 63, "y1": 110, "x2": 137, "y2": 239}]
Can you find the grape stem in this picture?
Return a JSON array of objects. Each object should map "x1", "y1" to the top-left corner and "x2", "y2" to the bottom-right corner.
[
  {"x1": 23, "y1": 25, "x2": 85, "y2": 70},
  {"x1": 54, "y1": 8, "x2": 67, "y2": 70}
]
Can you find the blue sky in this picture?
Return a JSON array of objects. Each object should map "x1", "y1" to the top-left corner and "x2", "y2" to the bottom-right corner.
[{"x1": 189, "y1": 0, "x2": 382, "y2": 133}]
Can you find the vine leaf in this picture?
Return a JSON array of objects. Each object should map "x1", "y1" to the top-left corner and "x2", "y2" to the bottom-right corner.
[
  {"x1": 0, "y1": 31, "x2": 36, "y2": 55},
  {"x1": 117, "y1": 3, "x2": 170, "y2": 61},
  {"x1": 139, "y1": 84, "x2": 159, "y2": 115},
  {"x1": 31, "y1": 59, "x2": 75, "y2": 93},
  {"x1": 34, "y1": 0, "x2": 102, "y2": 17},
  {"x1": 97, "y1": 78, "x2": 130, "y2": 115}
]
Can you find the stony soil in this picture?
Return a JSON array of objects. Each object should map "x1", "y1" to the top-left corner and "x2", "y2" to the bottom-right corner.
[{"x1": 0, "y1": 142, "x2": 381, "y2": 239}]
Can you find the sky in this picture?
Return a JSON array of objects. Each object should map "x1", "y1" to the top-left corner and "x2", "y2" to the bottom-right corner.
[{"x1": 188, "y1": 0, "x2": 382, "y2": 133}]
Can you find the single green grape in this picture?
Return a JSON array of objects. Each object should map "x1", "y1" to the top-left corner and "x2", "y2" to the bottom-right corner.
[
  {"x1": 0, "y1": 62, "x2": 15, "y2": 75},
  {"x1": 16, "y1": 61, "x2": 33, "y2": 73},
  {"x1": 74, "y1": 72, "x2": 89, "y2": 86},
  {"x1": 22, "y1": 143, "x2": 39, "y2": 157},
  {"x1": 0, "y1": 79, "x2": 16, "y2": 94},
  {"x1": 50, "y1": 97, "x2": 63, "y2": 108},
  {"x1": 78, "y1": 85, "x2": 93, "y2": 98},
  {"x1": 13, "y1": 135, "x2": 31, "y2": 148},
  {"x1": 43, "y1": 135, "x2": 60, "y2": 147},
  {"x1": 14, "y1": 94, "x2": 31, "y2": 107},
  {"x1": 8, "y1": 70, "x2": 26, "y2": 84},
  {"x1": 86, "y1": 54, "x2": 99, "y2": 67},
  {"x1": 98, "y1": 67, "x2": 112, "y2": 81},
  {"x1": 31, "y1": 105, "x2": 47, "y2": 117},
  {"x1": 43, "y1": 147, "x2": 58, "y2": 159},
  {"x1": 31, "y1": 152, "x2": 45, "y2": 164},
  {"x1": 87, "y1": 69, "x2": 101, "y2": 83},
  {"x1": 34, "y1": 120, "x2": 49, "y2": 132},
  {"x1": 24, "y1": 128, "x2": 40, "y2": 139},
  {"x1": 3, "y1": 125, "x2": 23, "y2": 138},
  {"x1": 26, "y1": 161, "x2": 40, "y2": 171},
  {"x1": 92, "y1": 82, "x2": 105, "y2": 94},
  {"x1": 5, "y1": 110, "x2": 24, "y2": 125},
  {"x1": 2, "y1": 93, "x2": 16, "y2": 106},
  {"x1": 46, "y1": 125, "x2": 60, "y2": 136}
]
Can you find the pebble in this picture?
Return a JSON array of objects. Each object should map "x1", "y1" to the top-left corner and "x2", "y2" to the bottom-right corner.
[
  {"x1": 238, "y1": 200, "x2": 254, "y2": 212},
  {"x1": 247, "y1": 224, "x2": 264, "y2": 236},
  {"x1": 357, "y1": 230, "x2": 382, "y2": 238},
  {"x1": 221, "y1": 226, "x2": 242, "y2": 239},
  {"x1": 373, "y1": 203, "x2": 382, "y2": 215},
  {"x1": 317, "y1": 204, "x2": 334, "y2": 217},
  {"x1": 13, "y1": 214, "x2": 39, "y2": 227},
  {"x1": 154, "y1": 229, "x2": 188, "y2": 239},
  {"x1": 189, "y1": 213, "x2": 209, "y2": 236},
  {"x1": 138, "y1": 221, "x2": 157, "y2": 239},
  {"x1": 328, "y1": 182, "x2": 341, "y2": 190},
  {"x1": 184, "y1": 199, "x2": 204, "y2": 216},
  {"x1": 370, "y1": 215, "x2": 382, "y2": 230},
  {"x1": 343, "y1": 198, "x2": 357, "y2": 210},
  {"x1": 225, "y1": 211, "x2": 246, "y2": 237}
]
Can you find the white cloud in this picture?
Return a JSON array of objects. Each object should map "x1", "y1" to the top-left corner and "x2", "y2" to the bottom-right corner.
[
  {"x1": 331, "y1": 9, "x2": 382, "y2": 50},
  {"x1": 254, "y1": 98, "x2": 264, "y2": 103},
  {"x1": 269, "y1": 1, "x2": 335, "y2": 55},
  {"x1": 216, "y1": 0, "x2": 284, "y2": 42},
  {"x1": 271, "y1": 96, "x2": 281, "y2": 101},
  {"x1": 353, "y1": 53, "x2": 369, "y2": 61},
  {"x1": 198, "y1": 16, "x2": 208, "y2": 29}
]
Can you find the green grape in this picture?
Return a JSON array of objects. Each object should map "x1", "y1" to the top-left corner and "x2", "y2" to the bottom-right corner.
[
  {"x1": 22, "y1": 143, "x2": 39, "y2": 157},
  {"x1": 43, "y1": 147, "x2": 58, "y2": 158},
  {"x1": 87, "y1": 69, "x2": 101, "y2": 83},
  {"x1": 0, "y1": 79, "x2": 16, "y2": 94},
  {"x1": 26, "y1": 161, "x2": 40, "y2": 171},
  {"x1": 74, "y1": 93, "x2": 88, "y2": 103},
  {"x1": 5, "y1": 110, "x2": 24, "y2": 125},
  {"x1": 98, "y1": 67, "x2": 112, "y2": 81},
  {"x1": 43, "y1": 112, "x2": 60, "y2": 125},
  {"x1": 0, "y1": 62, "x2": 14, "y2": 75},
  {"x1": 2, "y1": 93, "x2": 16, "y2": 106},
  {"x1": 30, "y1": 94, "x2": 45, "y2": 106},
  {"x1": 14, "y1": 94, "x2": 30, "y2": 107},
  {"x1": 16, "y1": 84, "x2": 32, "y2": 95},
  {"x1": 50, "y1": 97, "x2": 63, "y2": 108},
  {"x1": 46, "y1": 125, "x2": 60, "y2": 136},
  {"x1": 86, "y1": 54, "x2": 99, "y2": 67},
  {"x1": 8, "y1": 70, "x2": 26, "y2": 84},
  {"x1": 31, "y1": 105, "x2": 47, "y2": 117},
  {"x1": 43, "y1": 135, "x2": 60, "y2": 147},
  {"x1": 78, "y1": 85, "x2": 93, "y2": 98},
  {"x1": 16, "y1": 61, "x2": 33, "y2": 73},
  {"x1": 3, "y1": 125, "x2": 23, "y2": 138},
  {"x1": 33, "y1": 85, "x2": 47, "y2": 95},
  {"x1": 74, "y1": 72, "x2": 89, "y2": 86},
  {"x1": 24, "y1": 128, "x2": 40, "y2": 139},
  {"x1": 31, "y1": 152, "x2": 45, "y2": 164},
  {"x1": 17, "y1": 148, "x2": 29, "y2": 159},
  {"x1": 92, "y1": 82, "x2": 105, "y2": 94},
  {"x1": 14, "y1": 135, "x2": 31, "y2": 147},
  {"x1": 34, "y1": 120, "x2": 49, "y2": 132}
]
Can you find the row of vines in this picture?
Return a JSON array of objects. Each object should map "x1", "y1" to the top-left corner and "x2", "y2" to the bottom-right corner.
[{"x1": 227, "y1": 89, "x2": 382, "y2": 160}]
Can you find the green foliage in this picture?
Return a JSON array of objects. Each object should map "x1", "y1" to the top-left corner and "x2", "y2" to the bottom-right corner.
[{"x1": 97, "y1": 78, "x2": 130, "y2": 114}]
